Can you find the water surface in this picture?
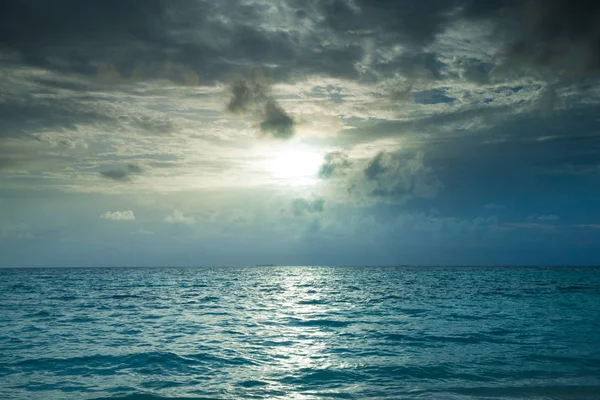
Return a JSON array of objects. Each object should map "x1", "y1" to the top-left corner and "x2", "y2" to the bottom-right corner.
[{"x1": 1, "y1": 266, "x2": 599, "y2": 399}]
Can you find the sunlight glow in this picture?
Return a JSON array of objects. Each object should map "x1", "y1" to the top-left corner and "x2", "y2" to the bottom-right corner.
[{"x1": 265, "y1": 144, "x2": 323, "y2": 186}]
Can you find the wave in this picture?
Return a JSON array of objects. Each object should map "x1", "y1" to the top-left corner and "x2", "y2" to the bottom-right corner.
[{"x1": 8, "y1": 351, "x2": 258, "y2": 375}]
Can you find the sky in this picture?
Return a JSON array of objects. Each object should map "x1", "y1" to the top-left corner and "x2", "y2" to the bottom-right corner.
[{"x1": 1, "y1": 0, "x2": 600, "y2": 267}]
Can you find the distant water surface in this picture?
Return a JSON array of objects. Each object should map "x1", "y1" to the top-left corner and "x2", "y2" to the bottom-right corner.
[{"x1": 1, "y1": 266, "x2": 599, "y2": 399}]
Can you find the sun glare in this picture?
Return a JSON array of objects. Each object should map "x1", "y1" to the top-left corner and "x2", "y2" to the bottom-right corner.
[{"x1": 265, "y1": 144, "x2": 323, "y2": 186}]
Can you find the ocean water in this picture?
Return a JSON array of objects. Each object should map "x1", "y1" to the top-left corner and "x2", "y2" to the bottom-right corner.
[{"x1": 1, "y1": 266, "x2": 599, "y2": 400}]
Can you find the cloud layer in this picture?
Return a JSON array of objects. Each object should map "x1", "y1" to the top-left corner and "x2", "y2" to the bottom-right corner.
[{"x1": 1, "y1": 0, "x2": 600, "y2": 266}]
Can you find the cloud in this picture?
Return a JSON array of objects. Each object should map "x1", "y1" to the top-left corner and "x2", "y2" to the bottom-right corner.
[
  {"x1": 319, "y1": 152, "x2": 352, "y2": 179},
  {"x1": 0, "y1": 0, "x2": 210, "y2": 80},
  {"x1": 100, "y1": 210, "x2": 136, "y2": 221},
  {"x1": 291, "y1": 198, "x2": 325, "y2": 217},
  {"x1": 391, "y1": 51, "x2": 445, "y2": 81},
  {"x1": 100, "y1": 164, "x2": 143, "y2": 181},
  {"x1": 227, "y1": 77, "x2": 268, "y2": 113},
  {"x1": 0, "y1": 94, "x2": 109, "y2": 140},
  {"x1": 165, "y1": 209, "x2": 196, "y2": 225},
  {"x1": 227, "y1": 75, "x2": 296, "y2": 139},
  {"x1": 458, "y1": 59, "x2": 494, "y2": 85},
  {"x1": 499, "y1": 0, "x2": 600, "y2": 77},
  {"x1": 1, "y1": 0, "x2": 597, "y2": 88},
  {"x1": 318, "y1": 150, "x2": 441, "y2": 205},
  {"x1": 577, "y1": 224, "x2": 600, "y2": 230},
  {"x1": 360, "y1": 151, "x2": 441, "y2": 200},
  {"x1": 259, "y1": 101, "x2": 295, "y2": 139}
]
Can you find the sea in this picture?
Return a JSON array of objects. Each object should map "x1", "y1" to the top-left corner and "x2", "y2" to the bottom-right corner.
[{"x1": 1, "y1": 266, "x2": 599, "y2": 399}]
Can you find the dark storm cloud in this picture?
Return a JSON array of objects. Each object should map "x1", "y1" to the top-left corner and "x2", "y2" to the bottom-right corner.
[
  {"x1": 0, "y1": 0, "x2": 233, "y2": 81},
  {"x1": 0, "y1": 0, "x2": 348, "y2": 82},
  {"x1": 2, "y1": 0, "x2": 597, "y2": 86},
  {"x1": 501, "y1": 0, "x2": 600, "y2": 77},
  {"x1": 318, "y1": 0, "x2": 459, "y2": 46},
  {"x1": 319, "y1": 0, "x2": 600, "y2": 80},
  {"x1": 100, "y1": 164, "x2": 143, "y2": 181},
  {"x1": 450, "y1": 0, "x2": 600, "y2": 79}
]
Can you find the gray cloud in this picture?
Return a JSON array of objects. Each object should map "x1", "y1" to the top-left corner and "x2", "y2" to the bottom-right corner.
[
  {"x1": 0, "y1": 94, "x2": 109, "y2": 139},
  {"x1": 259, "y1": 101, "x2": 295, "y2": 139},
  {"x1": 319, "y1": 0, "x2": 460, "y2": 47},
  {"x1": 227, "y1": 78, "x2": 268, "y2": 114},
  {"x1": 364, "y1": 152, "x2": 389, "y2": 181},
  {"x1": 1, "y1": 0, "x2": 597, "y2": 88},
  {"x1": 319, "y1": 152, "x2": 352, "y2": 179},
  {"x1": 227, "y1": 75, "x2": 296, "y2": 139},
  {"x1": 319, "y1": 150, "x2": 441, "y2": 204},
  {"x1": 361, "y1": 152, "x2": 441, "y2": 199},
  {"x1": 128, "y1": 116, "x2": 175, "y2": 136},
  {"x1": 381, "y1": 51, "x2": 445, "y2": 81},
  {"x1": 457, "y1": 59, "x2": 495, "y2": 85},
  {"x1": 0, "y1": 0, "x2": 356, "y2": 84},
  {"x1": 501, "y1": 0, "x2": 600, "y2": 77},
  {"x1": 0, "y1": 0, "x2": 210, "y2": 79},
  {"x1": 100, "y1": 164, "x2": 143, "y2": 181}
]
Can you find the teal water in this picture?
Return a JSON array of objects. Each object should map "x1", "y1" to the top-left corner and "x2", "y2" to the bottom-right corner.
[{"x1": 1, "y1": 266, "x2": 599, "y2": 399}]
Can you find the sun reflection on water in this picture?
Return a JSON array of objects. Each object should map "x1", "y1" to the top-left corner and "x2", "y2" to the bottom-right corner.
[{"x1": 246, "y1": 267, "x2": 360, "y2": 398}]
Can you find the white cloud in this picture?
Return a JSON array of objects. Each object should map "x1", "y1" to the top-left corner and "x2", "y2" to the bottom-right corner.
[
  {"x1": 136, "y1": 228, "x2": 154, "y2": 235},
  {"x1": 100, "y1": 210, "x2": 136, "y2": 221},
  {"x1": 165, "y1": 209, "x2": 196, "y2": 225}
]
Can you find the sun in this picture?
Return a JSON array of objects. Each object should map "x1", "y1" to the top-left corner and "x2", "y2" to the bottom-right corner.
[{"x1": 265, "y1": 144, "x2": 323, "y2": 186}]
